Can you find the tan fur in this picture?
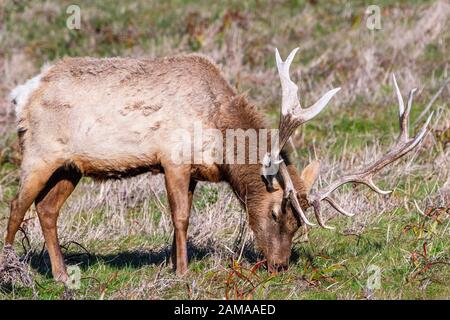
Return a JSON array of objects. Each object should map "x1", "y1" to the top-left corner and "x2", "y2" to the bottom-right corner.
[{"x1": 300, "y1": 160, "x2": 321, "y2": 194}]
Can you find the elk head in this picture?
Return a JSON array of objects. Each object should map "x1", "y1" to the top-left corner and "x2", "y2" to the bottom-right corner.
[{"x1": 251, "y1": 48, "x2": 433, "y2": 271}]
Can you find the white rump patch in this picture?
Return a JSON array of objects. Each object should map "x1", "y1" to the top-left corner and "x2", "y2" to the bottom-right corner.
[{"x1": 10, "y1": 64, "x2": 52, "y2": 118}]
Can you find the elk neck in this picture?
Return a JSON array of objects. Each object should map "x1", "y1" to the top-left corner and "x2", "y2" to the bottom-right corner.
[{"x1": 213, "y1": 94, "x2": 289, "y2": 204}]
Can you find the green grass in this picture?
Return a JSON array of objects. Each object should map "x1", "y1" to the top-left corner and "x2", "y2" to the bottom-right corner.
[{"x1": 0, "y1": 182, "x2": 447, "y2": 299}]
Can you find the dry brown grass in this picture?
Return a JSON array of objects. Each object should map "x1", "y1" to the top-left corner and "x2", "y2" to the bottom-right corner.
[{"x1": 0, "y1": 245, "x2": 36, "y2": 295}]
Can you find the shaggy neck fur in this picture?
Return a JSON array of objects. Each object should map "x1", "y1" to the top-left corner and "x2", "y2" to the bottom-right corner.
[{"x1": 214, "y1": 95, "x2": 291, "y2": 204}]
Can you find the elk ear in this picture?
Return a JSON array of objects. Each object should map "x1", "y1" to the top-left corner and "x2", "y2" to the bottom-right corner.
[{"x1": 300, "y1": 160, "x2": 320, "y2": 194}]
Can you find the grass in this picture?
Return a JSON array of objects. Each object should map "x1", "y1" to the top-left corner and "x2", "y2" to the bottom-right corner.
[
  {"x1": 0, "y1": 0, "x2": 449, "y2": 299},
  {"x1": 2, "y1": 204, "x2": 447, "y2": 300}
]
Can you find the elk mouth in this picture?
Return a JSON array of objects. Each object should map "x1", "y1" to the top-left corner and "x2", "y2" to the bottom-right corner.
[{"x1": 265, "y1": 261, "x2": 289, "y2": 273}]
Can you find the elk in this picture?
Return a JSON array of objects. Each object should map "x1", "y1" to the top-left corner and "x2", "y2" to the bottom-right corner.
[{"x1": 3, "y1": 48, "x2": 432, "y2": 284}]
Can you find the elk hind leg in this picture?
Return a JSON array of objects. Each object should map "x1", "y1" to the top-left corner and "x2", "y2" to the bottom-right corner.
[
  {"x1": 5, "y1": 161, "x2": 61, "y2": 246},
  {"x1": 35, "y1": 168, "x2": 81, "y2": 283}
]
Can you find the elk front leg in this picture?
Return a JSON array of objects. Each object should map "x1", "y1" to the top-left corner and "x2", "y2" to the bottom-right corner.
[
  {"x1": 163, "y1": 164, "x2": 193, "y2": 276},
  {"x1": 171, "y1": 179, "x2": 197, "y2": 271}
]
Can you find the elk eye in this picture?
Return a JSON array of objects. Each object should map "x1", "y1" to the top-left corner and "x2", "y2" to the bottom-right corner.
[{"x1": 271, "y1": 210, "x2": 277, "y2": 221}]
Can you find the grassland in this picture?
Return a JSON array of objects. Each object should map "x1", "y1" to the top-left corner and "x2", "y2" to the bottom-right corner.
[{"x1": 0, "y1": 0, "x2": 449, "y2": 299}]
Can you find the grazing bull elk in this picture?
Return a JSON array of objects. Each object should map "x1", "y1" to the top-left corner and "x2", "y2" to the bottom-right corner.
[{"x1": 3, "y1": 48, "x2": 432, "y2": 283}]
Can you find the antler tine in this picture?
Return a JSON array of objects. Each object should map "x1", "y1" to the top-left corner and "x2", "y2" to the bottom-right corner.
[
  {"x1": 308, "y1": 74, "x2": 434, "y2": 228},
  {"x1": 274, "y1": 47, "x2": 341, "y2": 154},
  {"x1": 324, "y1": 197, "x2": 354, "y2": 217},
  {"x1": 393, "y1": 74, "x2": 417, "y2": 142},
  {"x1": 311, "y1": 199, "x2": 334, "y2": 229},
  {"x1": 275, "y1": 47, "x2": 301, "y2": 117},
  {"x1": 403, "y1": 88, "x2": 417, "y2": 138},
  {"x1": 278, "y1": 162, "x2": 316, "y2": 226},
  {"x1": 392, "y1": 74, "x2": 405, "y2": 119}
]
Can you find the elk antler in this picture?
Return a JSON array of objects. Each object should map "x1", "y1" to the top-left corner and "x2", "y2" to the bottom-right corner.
[
  {"x1": 308, "y1": 74, "x2": 434, "y2": 229},
  {"x1": 262, "y1": 48, "x2": 340, "y2": 226}
]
